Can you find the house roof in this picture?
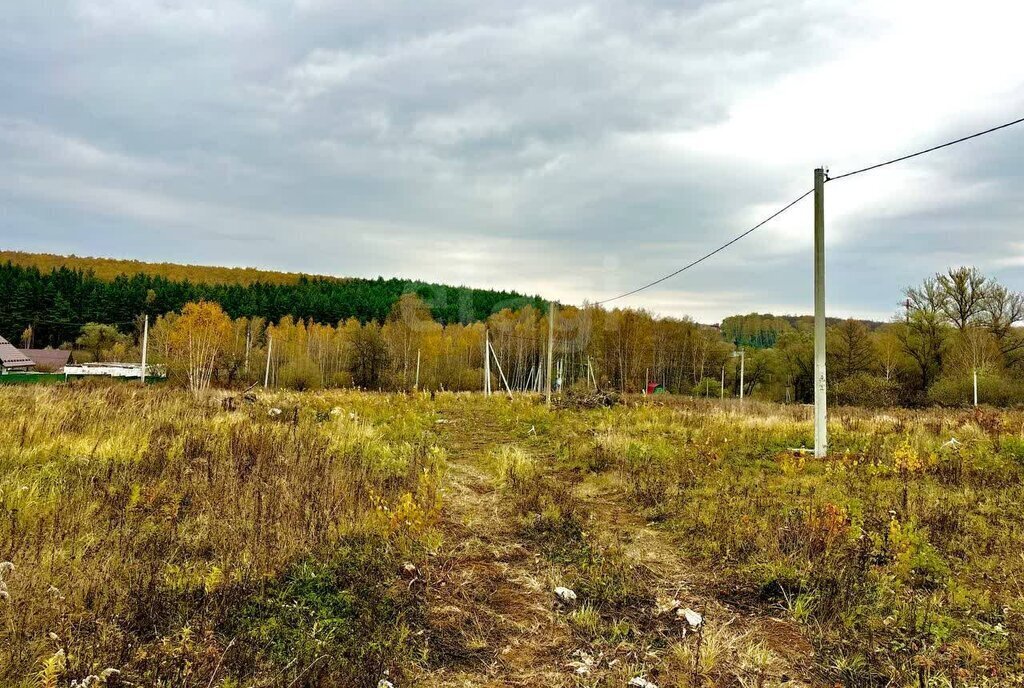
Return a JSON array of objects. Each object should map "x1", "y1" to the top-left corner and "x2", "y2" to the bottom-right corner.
[
  {"x1": 0, "y1": 336, "x2": 34, "y2": 369},
  {"x1": 20, "y1": 348, "x2": 72, "y2": 370}
]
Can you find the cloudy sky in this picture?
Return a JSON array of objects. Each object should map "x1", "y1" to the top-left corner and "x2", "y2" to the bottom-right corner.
[{"x1": 1, "y1": 1, "x2": 1023, "y2": 322}]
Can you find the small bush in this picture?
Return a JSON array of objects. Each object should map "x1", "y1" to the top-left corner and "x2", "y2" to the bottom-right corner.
[
  {"x1": 278, "y1": 358, "x2": 324, "y2": 391},
  {"x1": 832, "y1": 373, "x2": 900, "y2": 408},
  {"x1": 492, "y1": 445, "x2": 537, "y2": 492},
  {"x1": 691, "y1": 377, "x2": 723, "y2": 398},
  {"x1": 928, "y1": 373, "x2": 1024, "y2": 407}
]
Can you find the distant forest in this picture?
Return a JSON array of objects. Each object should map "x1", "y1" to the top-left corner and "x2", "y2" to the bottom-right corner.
[
  {"x1": 720, "y1": 312, "x2": 886, "y2": 349},
  {"x1": 0, "y1": 255, "x2": 544, "y2": 348}
]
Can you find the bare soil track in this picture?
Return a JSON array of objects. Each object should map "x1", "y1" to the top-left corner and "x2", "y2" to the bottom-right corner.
[{"x1": 414, "y1": 404, "x2": 818, "y2": 687}]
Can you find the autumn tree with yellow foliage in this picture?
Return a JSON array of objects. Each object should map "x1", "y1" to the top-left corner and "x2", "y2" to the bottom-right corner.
[{"x1": 166, "y1": 301, "x2": 233, "y2": 397}]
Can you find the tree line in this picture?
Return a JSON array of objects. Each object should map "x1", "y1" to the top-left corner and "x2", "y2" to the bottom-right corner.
[
  {"x1": 0, "y1": 261, "x2": 544, "y2": 348},
  {"x1": 719, "y1": 268, "x2": 1024, "y2": 406},
  {"x1": 139, "y1": 266, "x2": 1019, "y2": 406},
  {"x1": 6, "y1": 258, "x2": 1022, "y2": 406},
  {"x1": 132, "y1": 295, "x2": 730, "y2": 396}
]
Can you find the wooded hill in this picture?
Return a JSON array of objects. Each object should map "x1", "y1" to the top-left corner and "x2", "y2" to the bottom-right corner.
[
  {"x1": 0, "y1": 251, "x2": 340, "y2": 286},
  {"x1": 0, "y1": 251, "x2": 545, "y2": 348}
]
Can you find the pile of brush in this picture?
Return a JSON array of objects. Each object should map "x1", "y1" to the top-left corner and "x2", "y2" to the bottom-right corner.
[{"x1": 553, "y1": 388, "x2": 622, "y2": 409}]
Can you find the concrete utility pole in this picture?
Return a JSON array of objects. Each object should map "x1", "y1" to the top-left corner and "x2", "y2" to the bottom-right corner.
[
  {"x1": 814, "y1": 167, "x2": 828, "y2": 458},
  {"x1": 732, "y1": 349, "x2": 745, "y2": 402},
  {"x1": 545, "y1": 302, "x2": 555, "y2": 406},
  {"x1": 264, "y1": 335, "x2": 273, "y2": 389},
  {"x1": 415, "y1": 349, "x2": 421, "y2": 390},
  {"x1": 139, "y1": 314, "x2": 149, "y2": 384},
  {"x1": 484, "y1": 330, "x2": 492, "y2": 396},
  {"x1": 974, "y1": 368, "x2": 979, "y2": 407}
]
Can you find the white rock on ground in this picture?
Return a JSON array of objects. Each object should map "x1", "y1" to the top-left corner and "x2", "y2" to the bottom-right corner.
[
  {"x1": 681, "y1": 607, "x2": 703, "y2": 627},
  {"x1": 628, "y1": 677, "x2": 658, "y2": 688},
  {"x1": 554, "y1": 586, "x2": 577, "y2": 602}
]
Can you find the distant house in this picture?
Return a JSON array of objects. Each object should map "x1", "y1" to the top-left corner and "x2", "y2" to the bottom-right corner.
[
  {"x1": 645, "y1": 382, "x2": 667, "y2": 395},
  {"x1": 0, "y1": 336, "x2": 34, "y2": 373},
  {"x1": 64, "y1": 362, "x2": 166, "y2": 379},
  {"x1": 20, "y1": 348, "x2": 74, "y2": 373}
]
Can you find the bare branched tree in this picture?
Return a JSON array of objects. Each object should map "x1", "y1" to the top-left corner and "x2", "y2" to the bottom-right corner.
[
  {"x1": 936, "y1": 266, "x2": 988, "y2": 331},
  {"x1": 983, "y1": 283, "x2": 1024, "y2": 363}
]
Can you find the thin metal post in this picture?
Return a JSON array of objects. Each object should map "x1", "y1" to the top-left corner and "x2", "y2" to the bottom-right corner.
[
  {"x1": 140, "y1": 314, "x2": 149, "y2": 383},
  {"x1": 814, "y1": 167, "x2": 828, "y2": 458},
  {"x1": 973, "y1": 368, "x2": 978, "y2": 407},
  {"x1": 739, "y1": 350, "x2": 745, "y2": 402},
  {"x1": 415, "y1": 348, "x2": 421, "y2": 390},
  {"x1": 545, "y1": 302, "x2": 555, "y2": 406},
  {"x1": 489, "y1": 339, "x2": 514, "y2": 399},
  {"x1": 484, "y1": 330, "x2": 491, "y2": 396},
  {"x1": 264, "y1": 335, "x2": 272, "y2": 389},
  {"x1": 244, "y1": 322, "x2": 251, "y2": 374}
]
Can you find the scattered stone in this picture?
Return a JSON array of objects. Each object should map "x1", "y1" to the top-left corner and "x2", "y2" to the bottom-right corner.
[
  {"x1": 401, "y1": 562, "x2": 419, "y2": 578},
  {"x1": 681, "y1": 607, "x2": 703, "y2": 628},
  {"x1": 268, "y1": 407, "x2": 282, "y2": 417},
  {"x1": 628, "y1": 677, "x2": 658, "y2": 688},
  {"x1": 554, "y1": 586, "x2": 577, "y2": 603},
  {"x1": 377, "y1": 680, "x2": 395, "y2": 688}
]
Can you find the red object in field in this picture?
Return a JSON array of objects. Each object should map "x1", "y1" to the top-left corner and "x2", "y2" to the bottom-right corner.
[{"x1": 646, "y1": 382, "x2": 658, "y2": 395}]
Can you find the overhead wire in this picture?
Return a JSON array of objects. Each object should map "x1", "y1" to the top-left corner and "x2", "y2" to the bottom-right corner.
[
  {"x1": 827, "y1": 115, "x2": 1024, "y2": 181},
  {"x1": 594, "y1": 114, "x2": 1024, "y2": 305},
  {"x1": 594, "y1": 188, "x2": 813, "y2": 305}
]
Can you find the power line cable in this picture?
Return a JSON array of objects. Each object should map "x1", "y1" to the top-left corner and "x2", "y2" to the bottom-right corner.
[
  {"x1": 594, "y1": 188, "x2": 813, "y2": 305},
  {"x1": 594, "y1": 113, "x2": 1024, "y2": 305},
  {"x1": 827, "y1": 114, "x2": 1024, "y2": 181}
]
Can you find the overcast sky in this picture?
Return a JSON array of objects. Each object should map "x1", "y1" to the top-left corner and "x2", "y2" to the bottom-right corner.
[{"x1": 1, "y1": 1, "x2": 1023, "y2": 322}]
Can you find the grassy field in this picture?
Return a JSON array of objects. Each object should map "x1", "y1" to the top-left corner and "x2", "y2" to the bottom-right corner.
[{"x1": 2, "y1": 388, "x2": 1024, "y2": 686}]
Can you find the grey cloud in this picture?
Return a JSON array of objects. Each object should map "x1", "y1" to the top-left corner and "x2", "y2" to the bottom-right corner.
[{"x1": 0, "y1": 0, "x2": 1021, "y2": 323}]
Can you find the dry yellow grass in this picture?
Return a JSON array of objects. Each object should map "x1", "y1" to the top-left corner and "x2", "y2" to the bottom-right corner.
[
  {"x1": 5, "y1": 388, "x2": 1024, "y2": 686},
  {"x1": 0, "y1": 386, "x2": 441, "y2": 686}
]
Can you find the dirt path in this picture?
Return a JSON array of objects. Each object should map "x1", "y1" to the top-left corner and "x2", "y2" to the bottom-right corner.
[
  {"x1": 415, "y1": 407, "x2": 575, "y2": 687},
  {"x1": 415, "y1": 404, "x2": 817, "y2": 687}
]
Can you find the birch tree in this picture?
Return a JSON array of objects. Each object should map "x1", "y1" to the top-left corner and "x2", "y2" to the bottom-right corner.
[{"x1": 168, "y1": 301, "x2": 232, "y2": 397}]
